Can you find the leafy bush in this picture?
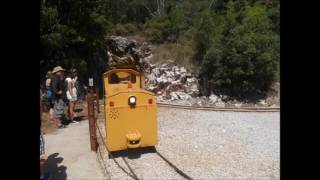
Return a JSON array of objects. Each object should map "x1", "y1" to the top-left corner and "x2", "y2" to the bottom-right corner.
[
  {"x1": 198, "y1": 1, "x2": 279, "y2": 99},
  {"x1": 144, "y1": 15, "x2": 171, "y2": 43},
  {"x1": 192, "y1": 10, "x2": 214, "y2": 64},
  {"x1": 144, "y1": 7, "x2": 188, "y2": 43}
]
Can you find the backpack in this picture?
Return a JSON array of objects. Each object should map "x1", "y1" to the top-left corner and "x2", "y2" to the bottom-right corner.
[
  {"x1": 45, "y1": 89, "x2": 53, "y2": 100},
  {"x1": 44, "y1": 78, "x2": 53, "y2": 100}
]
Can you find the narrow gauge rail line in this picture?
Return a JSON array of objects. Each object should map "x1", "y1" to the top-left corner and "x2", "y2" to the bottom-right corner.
[
  {"x1": 157, "y1": 103, "x2": 280, "y2": 112},
  {"x1": 155, "y1": 151, "x2": 193, "y2": 180},
  {"x1": 98, "y1": 101, "x2": 279, "y2": 112},
  {"x1": 96, "y1": 122, "x2": 194, "y2": 180},
  {"x1": 96, "y1": 124, "x2": 140, "y2": 180}
]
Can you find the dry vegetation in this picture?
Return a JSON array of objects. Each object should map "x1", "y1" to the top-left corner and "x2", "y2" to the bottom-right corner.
[{"x1": 149, "y1": 42, "x2": 198, "y2": 73}]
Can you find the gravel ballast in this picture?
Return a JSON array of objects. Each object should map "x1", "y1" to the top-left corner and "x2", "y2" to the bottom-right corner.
[{"x1": 97, "y1": 106, "x2": 280, "y2": 179}]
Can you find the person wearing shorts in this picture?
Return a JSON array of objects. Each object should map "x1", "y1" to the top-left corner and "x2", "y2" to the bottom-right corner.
[{"x1": 66, "y1": 69, "x2": 78, "y2": 123}]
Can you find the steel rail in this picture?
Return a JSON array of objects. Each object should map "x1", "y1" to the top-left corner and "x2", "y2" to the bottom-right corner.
[
  {"x1": 157, "y1": 103, "x2": 280, "y2": 112},
  {"x1": 96, "y1": 124, "x2": 140, "y2": 180},
  {"x1": 96, "y1": 119, "x2": 193, "y2": 180}
]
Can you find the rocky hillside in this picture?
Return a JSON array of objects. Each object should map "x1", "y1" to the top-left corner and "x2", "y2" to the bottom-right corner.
[{"x1": 106, "y1": 36, "x2": 280, "y2": 108}]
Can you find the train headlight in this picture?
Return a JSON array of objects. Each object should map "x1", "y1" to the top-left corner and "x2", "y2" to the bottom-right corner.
[{"x1": 128, "y1": 96, "x2": 136, "y2": 105}]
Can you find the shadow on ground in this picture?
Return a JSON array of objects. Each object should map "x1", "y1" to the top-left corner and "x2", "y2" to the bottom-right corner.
[
  {"x1": 73, "y1": 115, "x2": 86, "y2": 122},
  {"x1": 44, "y1": 153, "x2": 67, "y2": 180},
  {"x1": 109, "y1": 146, "x2": 157, "y2": 159},
  {"x1": 61, "y1": 115, "x2": 86, "y2": 125}
]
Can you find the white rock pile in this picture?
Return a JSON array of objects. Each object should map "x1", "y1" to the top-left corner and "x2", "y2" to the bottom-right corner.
[
  {"x1": 144, "y1": 61, "x2": 229, "y2": 106},
  {"x1": 145, "y1": 62, "x2": 200, "y2": 104}
]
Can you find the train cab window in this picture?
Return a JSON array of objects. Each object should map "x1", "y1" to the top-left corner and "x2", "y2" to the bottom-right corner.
[{"x1": 109, "y1": 72, "x2": 136, "y2": 84}]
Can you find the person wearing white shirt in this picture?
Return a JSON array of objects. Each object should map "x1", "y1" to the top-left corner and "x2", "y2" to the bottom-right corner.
[{"x1": 66, "y1": 69, "x2": 78, "y2": 123}]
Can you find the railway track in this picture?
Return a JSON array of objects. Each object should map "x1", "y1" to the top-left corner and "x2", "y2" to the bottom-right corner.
[
  {"x1": 95, "y1": 100, "x2": 279, "y2": 114},
  {"x1": 157, "y1": 102, "x2": 280, "y2": 112},
  {"x1": 96, "y1": 120, "x2": 193, "y2": 180},
  {"x1": 98, "y1": 100, "x2": 279, "y2": 112},
  {"x1": 97, "y1": 124, "x2": 139, "y2": 180}
]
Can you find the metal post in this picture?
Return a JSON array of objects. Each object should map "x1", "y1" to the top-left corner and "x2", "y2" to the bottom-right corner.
[
  {"x1": 96, "y1": 87, "x2": 100, "y2": 113},
  {"x1": 87, "y1": 90, "x2": 97, "y2": 152}
]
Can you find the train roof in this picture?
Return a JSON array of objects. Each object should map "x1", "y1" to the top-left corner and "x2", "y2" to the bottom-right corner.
[{"x1": 104, "y1": 68, "x2": 141, "y2": 77}]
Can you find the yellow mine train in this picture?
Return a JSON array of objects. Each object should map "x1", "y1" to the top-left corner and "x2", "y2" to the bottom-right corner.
[{"x1": 103, "y1": 68, "x2": 157, "y2": 152}]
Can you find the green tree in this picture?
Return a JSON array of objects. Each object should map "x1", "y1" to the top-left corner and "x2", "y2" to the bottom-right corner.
[
  {"x1": 192, "y1": 10, "x2": 214, "y2": 64},
  {"x1": 40, "y1": 0, "x2": 110, "y2": 84},
  {"x1": 167, "y1": 8, "x2": 187, "y2": 41},
  {"x1": 200, "y1": 1, "x2": 279, "y2": 98},
  {"x1": 144, "y1": 14, "x2": 171, "y2": 43}
]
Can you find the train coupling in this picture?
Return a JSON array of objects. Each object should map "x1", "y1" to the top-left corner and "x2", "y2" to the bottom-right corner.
[{"x1": 126, "y1": 131, "x2": 141, "y2": 148}]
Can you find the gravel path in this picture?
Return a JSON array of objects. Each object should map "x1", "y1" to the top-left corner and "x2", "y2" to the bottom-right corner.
[{"x1": 97, "y1": 106, "x2": 280, "y2": 179}]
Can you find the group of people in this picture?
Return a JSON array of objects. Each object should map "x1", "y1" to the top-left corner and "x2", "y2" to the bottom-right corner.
[
  {"x1": 42, "y1": 66, "x2": 80, "y2": 128},
  {"x1": 40, "y1": 66, "x2": 82, "y2": 180}
]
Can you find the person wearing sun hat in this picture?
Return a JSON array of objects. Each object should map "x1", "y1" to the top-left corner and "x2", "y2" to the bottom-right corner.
[{"x1": 51, "y1": 66, "x2": 67, "y2": 128}]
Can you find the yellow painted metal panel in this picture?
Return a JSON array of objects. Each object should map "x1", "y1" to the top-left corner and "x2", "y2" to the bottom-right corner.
[
  {"x1": 103, "y1": 69, "x2": 158, "y2": 152},
  {"x1": 105, "y1": 92, "x2": 157, "y2": 152}
]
